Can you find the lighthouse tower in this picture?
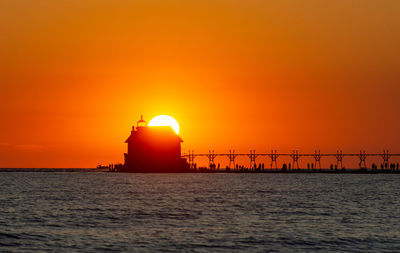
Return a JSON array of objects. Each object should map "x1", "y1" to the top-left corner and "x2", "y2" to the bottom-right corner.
[{"x1": 123, "y1": 116, "x2": 189, "y2": 172}]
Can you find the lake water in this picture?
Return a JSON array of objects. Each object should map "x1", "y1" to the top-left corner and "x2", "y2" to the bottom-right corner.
[{"x1": 1, "y1": 173, "x2": 400, "y2": 252}]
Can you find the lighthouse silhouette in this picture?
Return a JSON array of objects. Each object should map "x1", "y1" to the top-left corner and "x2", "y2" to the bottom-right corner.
[{"x1": 122, "y1": 116, "x2": 189, "y2": 172}]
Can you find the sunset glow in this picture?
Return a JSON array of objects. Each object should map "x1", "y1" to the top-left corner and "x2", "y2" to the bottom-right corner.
[
  {"x1": 0, "y1": 1, "x2": 400, "y2": 168},
  {"x1": 148, "y1": 115, "x2": 180, "y2": 135}
]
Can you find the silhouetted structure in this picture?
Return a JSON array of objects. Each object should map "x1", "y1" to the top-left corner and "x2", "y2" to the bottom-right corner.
[
  {"x1": 122, "y1": 116, "x2": 189, "y2": 173},
  {"x1": 183, "y1": 150, "x2": 400, "y2": 172}
]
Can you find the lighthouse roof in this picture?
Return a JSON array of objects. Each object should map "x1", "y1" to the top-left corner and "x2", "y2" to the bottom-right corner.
[{"x1": 125, "y1": 125, "x2": 182, "y2": 143}]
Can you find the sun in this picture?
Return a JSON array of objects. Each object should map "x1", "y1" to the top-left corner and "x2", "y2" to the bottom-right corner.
[{"x1": 148, "y1": 115, "x2": 180, "y2": 134}]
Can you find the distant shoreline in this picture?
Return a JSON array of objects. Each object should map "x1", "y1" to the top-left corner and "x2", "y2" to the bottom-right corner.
[
  {"x1": 0, "y1": 168, "x2": 106, "y2": 172},
  {"x1": 1, "y1": 168, "x2": 400, "y2": 174}
]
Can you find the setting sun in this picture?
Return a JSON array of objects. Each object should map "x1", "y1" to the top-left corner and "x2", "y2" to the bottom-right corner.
[{"x1": 148, "y1": 115, "x2": 180, "y2": 135}]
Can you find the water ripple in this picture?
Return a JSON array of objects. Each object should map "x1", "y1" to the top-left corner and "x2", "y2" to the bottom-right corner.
[{"x1": 1, "y1": 173, "x2": 400, "y2": 252}]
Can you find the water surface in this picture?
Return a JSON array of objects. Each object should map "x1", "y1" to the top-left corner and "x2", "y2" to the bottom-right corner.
[{"x1": 1, "y1": 173, "x2": 400, "y2": 252}]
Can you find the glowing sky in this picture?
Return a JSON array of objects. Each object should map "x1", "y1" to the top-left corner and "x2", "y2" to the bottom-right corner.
[{"x1": 1, "y1": 1, "x2": 399, "y2": 167}]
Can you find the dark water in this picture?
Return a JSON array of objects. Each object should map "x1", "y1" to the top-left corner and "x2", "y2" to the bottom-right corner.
[{"x1": 1, "y1": 173, "x2": 400, "y2": 252}]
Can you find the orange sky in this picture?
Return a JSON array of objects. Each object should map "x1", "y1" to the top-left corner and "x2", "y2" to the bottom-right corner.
[{"x1": 1, "y1": 0, "x2": 400, "y2": 168}]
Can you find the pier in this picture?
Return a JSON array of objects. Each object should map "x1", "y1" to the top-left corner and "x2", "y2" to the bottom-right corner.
[{"x1": 183, "y1": 150, "x2": 400, "y2": 171}]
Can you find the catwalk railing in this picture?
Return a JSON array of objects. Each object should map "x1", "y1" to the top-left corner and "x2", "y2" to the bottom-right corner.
[{"x1": 182, "y1": 150, "x2": 400, "y2": 169}]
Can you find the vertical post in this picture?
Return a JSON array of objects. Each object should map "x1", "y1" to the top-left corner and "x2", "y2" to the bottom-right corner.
[
  {"x1": 227, "y1": 150, "x2": 237, "y2": 169},
  {"x1": 208, "y1": 150, "x2": 216, "y2": 169},
  {"x1": 188, "y1": 150, "x2": 195, "y2": 169},
  {"x1": 248, "y1": 150, "x2": 257, "y2": 169},
  {"x1": 359, "y1": 150, "x2": 367, "y2": 169},
  {"x1": 290, "y1": 150, "x2": 300, "y2": 169},
  {"x1": 336, "y1": 150, "x2": 343, "y2": 169},
  {"x1": 270, "y1": 150, "x2": 279, "y2": 169},
  {"x1": 314, "y1": 150, "x2": 321, "y2": 169},
  {"x1": 382, "y1": 150, "x2": 390, "y2": 169}
]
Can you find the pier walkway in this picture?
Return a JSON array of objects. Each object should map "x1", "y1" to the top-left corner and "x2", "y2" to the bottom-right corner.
[{"x1": 182, "y1": 150, "x2": 399, "y2": 169}]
